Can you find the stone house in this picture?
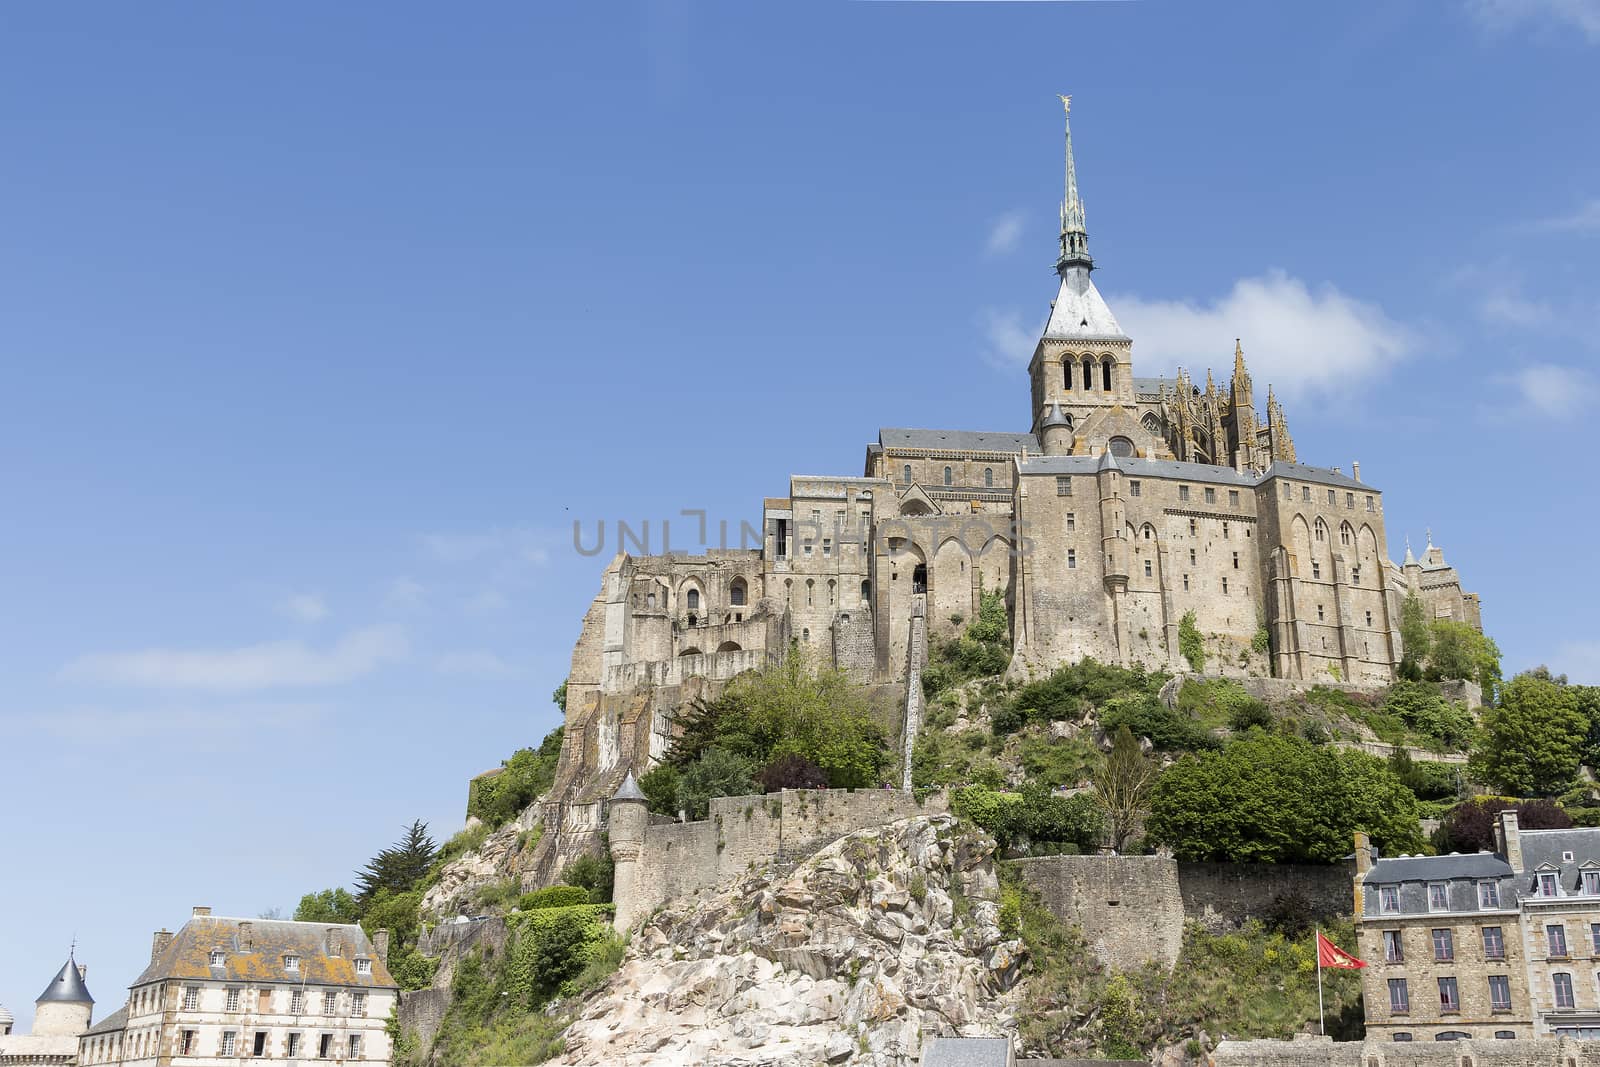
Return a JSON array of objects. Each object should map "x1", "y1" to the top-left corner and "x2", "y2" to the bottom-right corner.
[
  {"x1": 1356, "y1": 812, "x2": 1600, "y2": 1042},
  {"x1": 76, "y1": 908, "x2": 397, "y2": 1066}
]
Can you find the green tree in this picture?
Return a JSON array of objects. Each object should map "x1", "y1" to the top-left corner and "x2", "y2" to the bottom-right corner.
[
  {"x1": 552, "y1": 678, "x2": 568, "y2": 713},
  {"x1": 921, "y1": 588, "x2": 1012, "y2": 697},
  {"x1": 674, "y1": 747, "x2": 758, "y2": 820},
  {"x1": 1470, "y1": 671, "x2": 1587, "y2": 796},
  {"x1": 1398, "y1": 593, "x2": 1431, "y2": 676},
  {"x1": 294, "y1": 888, "x2": 361, "y2": 924},
  {"x1": 1381, "y1": 681, "x2": 1474, "y2": 750},
  {"x1": 469, "y1": 727, "x2": 565, "y2": 828},
  {"x1": 1426, "y1": 620, "x2": 1501, "y2": 698},
  {"x1": 354, "y1": 821, "x2": 438, "y2": 905},
  {"x1": 1095, "y1": 725, "x2": 1158, "y2": 852},
  {"x1": 1178, "y1": 611, "x2": 1205, "y2": 672},
  {"x1": 637, "y1": 763, "x2": 681, "y2": 817},
  {"x1": 1145, "y1": 733, "x2": 1424, "y2": 863}
]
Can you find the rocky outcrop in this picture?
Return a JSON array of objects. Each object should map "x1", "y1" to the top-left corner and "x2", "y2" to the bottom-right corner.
[
  {"x1": 418, "y1": 806, "x2": 541, "y2": 922},
  {"x1": 552, "y1": 814, "x2": 1024, "y2": 1067}
]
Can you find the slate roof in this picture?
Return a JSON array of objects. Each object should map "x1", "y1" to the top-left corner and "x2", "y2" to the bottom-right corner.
[
  {"x1": 1042, "y1": 266, "x2": 1128, "y2": 342},
  {"x1": 1519, "y1": 828, "x2": 1600, "y2": 890},
  {"x1": 83, "y1": 1005, "x2": 127, "y2": 1037},
  {"x1": 878, "y1": 428, "x2": 1041, "y2": 454},
  {"x1": 613, "y1": 770, "x2": 646, "y2": 802},
  {"x1": 1363, "y1": 853, "x2": 1513, "y2": 884},
  {"x1": 130, "y1": 917, "x2": 396, "y2": 989},
  {"x1": 37, "y1": 956, "x2": 93, "y2": 1005},
  {"x1": 1261, "y1": 461, "x2": 1369, "y2": 491},
  {"x1": 1020, "y1": 455, "x2": 1255, "y2": 486}
]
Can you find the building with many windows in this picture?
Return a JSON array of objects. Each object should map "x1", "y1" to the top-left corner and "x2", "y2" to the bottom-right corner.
[
  {"x1": 76, "y1": 908, "x2": 397, "y2": 1066},
  {"x1": 1357, "y1": 812, "x2": 1600, "y2": 1042}
]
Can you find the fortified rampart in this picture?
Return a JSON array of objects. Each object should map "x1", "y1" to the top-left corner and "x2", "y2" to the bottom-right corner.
[
  {"x1": 1213, "y1": 1035, "x2": 1600, "y2": 1066},
  {"x1": 610, "y1": 787, "x2": 949, "y2": 929},
  {"x1": 1012, "y1": 855, "x2": 1356, "y2": 969}
]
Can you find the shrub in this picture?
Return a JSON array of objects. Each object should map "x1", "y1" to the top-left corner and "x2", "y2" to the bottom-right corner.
[
  {"x1": 638, "y1": 763, "x2": 681, "y2": 817},
  {"x1": 951, "y1": 783, "x2": 1104, "y2": 852},
  {"x1": 997, "y1": 658, "x2": 1165, "y2": 736},
  {"x1": 1178, "y1": 611, "x2": 1205, "y2": 671},
  {"x1": 1382, "y1": 681, "x2": 1473, "y2": 750},
  {"x1": 922, "y1": 589, "x2": 1012, "y2": 697},
  {"x1": 561, "y1": 851, "x2": 614, "y2": 904},
  {"x1": 675, "y1": 747, "x2": 758, "y2": 820},
  {"x1": 469, "y1": 727, "x2": 565, "y2": 829},
  {"x1": 1100, "y1": 693, "x2": 1219, "y2": 752},
  {"x1": 515, "y1": 886, "x2": 590, "y2": 911},
  {"x1": 758, "y1": 752, "x2": 828, "y2": 791}
]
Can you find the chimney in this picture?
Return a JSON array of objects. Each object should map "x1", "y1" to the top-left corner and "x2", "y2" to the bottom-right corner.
[
  {"x1": 326, "y1": 930, "x2": 343, "y2": 958},
  {"x1": 191, "y1": 906, "x2": 212, "y2": 918},
  {"x1": 1495, "y1": 810, "x2": 1524, "y2": 872},
  {"x1": 1353, "y1": 832, "x2": 1373, "y2": 876},
  {"x1": 238, "y1": 921, "x2": 254, "y2": 953},
  {"x1": 151, "y1": 930, "x2": 174, "y2": 963},
  {"x1": 372, "y1": 930, "x2": 390, "y2": 967},
  {"x1": 1352, "y1": 460, "x2": 1361, "y2": 483}
]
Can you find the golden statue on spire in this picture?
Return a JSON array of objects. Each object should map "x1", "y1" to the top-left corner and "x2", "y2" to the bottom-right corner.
[{"x1": 1057, "y1": 93, "x2": 1072, "y2": 114}]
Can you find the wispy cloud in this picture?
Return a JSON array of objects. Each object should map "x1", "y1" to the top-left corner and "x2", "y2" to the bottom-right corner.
[
  {"x1": 277, "y1": 591, "x2": 329, "y2": 623},
  {"x1": 382, "y1": 576, "x2": 427, "y2": 612},
  {"x1": 435, "y1": 650, "x2": 521, "y2": 679},
  {"x1": 1498, "y1": 362, "x2": 1599, "y2": 420},
  {"x1": 984, "y1": 211, "x2": 1025, "y2": 257},
  {"x1": 1106, "y1": 271, "x2": 1417, "y2": 398},
  {"x1": 16, "y1": 701, "x2": 329, "y2": 743},
  {"x1": 420, "y1": 527, "x2": 552, "y2": 568},
  {"x1": 1468, "y1": 0, "x2": 1600, "y2": 42},
  {"x1": 978, "y1": 307, "x2": 1044, "y2": 368},
  {"x1": 1528, "y1": 198, "x2": 1600, "y2": 233},
  {"x1": 61, "y1": 625, "x2": 409, "y2": 691}
]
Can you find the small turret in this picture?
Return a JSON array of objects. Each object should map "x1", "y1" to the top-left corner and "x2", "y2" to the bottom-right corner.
[
  {"x1": 607, "y1": 770, "x2": 650, "y2": 931},
  {"x1": 32, "y1": 953, "x2": 93, "y2": 1038}
]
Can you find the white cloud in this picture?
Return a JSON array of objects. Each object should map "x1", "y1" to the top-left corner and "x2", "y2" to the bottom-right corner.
[
  {"x1": 16, "y1": 701, "x2": 329, "y2": 743},
  {"x1": 382, "y1": 576, "x2": 427, "y2": 612},
  {"x1": 1500, "y1": 362, "x2": 1599, "y2": 419},
  {"x1": 1556, "y1": 639, "x2": 1600, "y2": 685},
  {"x1": 1106, "y1": 271, "x2": 1417, "y2": 398},
  {"x1": 1469, "y1": 0, "x2": 1600, "y2": 41},
  {"x1": 1530, "y1": 198, "x2": 1600, "y2": 233},
  {"x1": 277, "y1": 591, "x2": 328, "y2": 623},
  {"x1": 61, "y1": 624, "x2": 409, "y2": 691},
  {"x1": 435, "y1": 650, "x2": 521, "y2": 679},
  {"x1": 1480, "y1": 289, "x2": 1555, "y2": 328},
  {"x1": 978, "y1": 307, "x2": 1044, "y2": 369},
  {"x1": 985, "y1": 211, "x2": 1025, "y2": 256},
  {"x1": 420, "y1": 527, "x2": 552, "y2": 567}
]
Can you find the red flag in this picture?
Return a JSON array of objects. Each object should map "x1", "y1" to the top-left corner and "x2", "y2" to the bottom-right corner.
[{"x1": 1316, "y1": 931, "x2": 1367, "y2": 969}]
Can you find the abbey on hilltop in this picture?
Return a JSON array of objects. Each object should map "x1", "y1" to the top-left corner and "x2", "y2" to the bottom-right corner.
[{"x1": 532, "y1": 101, "x2": 1480, "y2": 863}]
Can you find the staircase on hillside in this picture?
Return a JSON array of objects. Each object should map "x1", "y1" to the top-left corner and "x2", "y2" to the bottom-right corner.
[{"x1": 900, "y1": 595, "x2": 928, "y2": 791}]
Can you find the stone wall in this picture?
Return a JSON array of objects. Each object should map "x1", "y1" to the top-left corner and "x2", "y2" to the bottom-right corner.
[
  {"x1": 1012, "y1": 855, "x2": 1186, "y2": 968},
  {"x1": 614, "y1": 788, "x2": 948, "y2": 929},
  {"x1": 1014, "y1": 856, "x2": 1357, "y2": 970},
  {"x1": 1213, "y1": 1035, "x2": 1600, "y2": 1066},
  {"x1": 1178, "y1": 860, "x2": 1355, "y2": 932},
  {"x1": 395, "y1": 988, "x2": 450, "y2": 1048}
]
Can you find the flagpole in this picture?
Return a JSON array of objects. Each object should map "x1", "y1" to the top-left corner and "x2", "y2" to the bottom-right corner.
[{"x1": 1316, "y1": 927, "x2": 1326, "y2": 1036}]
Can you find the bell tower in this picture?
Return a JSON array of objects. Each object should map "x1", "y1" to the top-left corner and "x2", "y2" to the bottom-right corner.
[{"x1": 1029, "y1": 97, "x2": 1135, "y2": 456}]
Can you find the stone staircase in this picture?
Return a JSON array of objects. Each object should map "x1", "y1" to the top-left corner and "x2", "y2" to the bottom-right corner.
[{"x1": 900, "y1": 595, "x2": 928, "y2": 791}]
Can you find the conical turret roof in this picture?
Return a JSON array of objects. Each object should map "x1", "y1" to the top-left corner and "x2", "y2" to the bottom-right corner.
[
  {"x1": 612, "y1": 770, "x2": 646, "y2": 802},
  {"x1": 36, "y1": 955, "x2": 93, "y2": 1005}
]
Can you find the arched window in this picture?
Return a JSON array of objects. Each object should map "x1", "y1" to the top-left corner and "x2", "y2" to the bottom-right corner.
[
  {"x1": 984, "y1": 467, "x2": 993, "y2": 488},
  {"x1": 1063, "y1": 412, "x2": 1074, "y2": 429},
  {"x1": 730, "y1": 578, "x2": 747, "y2": 606},
  {"x1": 1315, "y1": 519, "x2": 1326, "y2": 542},
  {"x1": 645, "y1": 592, "x2": 656, "y2": 609},
  {"x1": 861, "y1": 579, "x2": 871, "y2": 604},
  {"x1": 716, "y1": 640, "x2": 741, "y2": 653},
  {"x1": 1143, "y1": 523, "x2": 1155, "y2": 540},
  {"x1": 828, "y1": 579, "x2": 836, "y2": 605},
  {"x1": 903, "y1": 464, "x2": 912, "y2": 483},
  {"x1": 943, "y1": 466, "x2": 953, "y2": 486},
  {"x1": 1340, "y1": 523, "x2": 1353, "y2": 546},
  {"x1": 1102, "y1": 357, "x2": 1113, "y2": 391},
  {"x1": 806, "y1": 579, "x2": 814, "y2": 607},
  {"x1": 1083, "y1": 357, "x2": 1094, "y2": 390},
  {"x1": 784, "y1": 578, "x2": 793, "y2": 602},
  {"x1": 1063, "y1": 359, "x2": 1073, "y2": 390},
  {"x1": 686, "y1": 588, "x2": 699, "y2": 610},
  {"x1": 1142, "y1": 412, "x2": 1161, "y2": 435}
]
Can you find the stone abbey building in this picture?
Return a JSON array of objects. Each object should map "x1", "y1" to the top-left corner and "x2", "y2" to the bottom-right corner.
[{"x1": 530, "y1": 102, "x2": 1481, "y2": 876}]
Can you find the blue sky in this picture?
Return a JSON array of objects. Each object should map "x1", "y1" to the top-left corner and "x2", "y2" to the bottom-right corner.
[{"x1": 3, "y1": 0, "x2": 1598, "y2": 1026}]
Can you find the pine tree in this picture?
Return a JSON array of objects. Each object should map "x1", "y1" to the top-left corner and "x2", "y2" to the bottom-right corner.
[{"x1": 354, "y1": 820, "x2": 438, "y2": 904}]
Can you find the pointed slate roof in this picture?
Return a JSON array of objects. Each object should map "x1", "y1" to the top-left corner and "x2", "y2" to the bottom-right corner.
[
  {"x1": 612, "y1": 770, "x2": 646, "y2": 802},
  {"x1": 36, "y1": 956, "x2": 92, "y2": 1005},
  {"x1": 1096, "y1": 448, "x2": 1121, "y2": 473},
  {"x1": 1042, "y1": 267, "x2": 1128, "y2": 342}
]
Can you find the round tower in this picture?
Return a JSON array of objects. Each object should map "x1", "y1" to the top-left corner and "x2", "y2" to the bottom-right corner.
[
  {"x1": 1037, "y1": 404, "x2": 1074, "y2": 456},
  {"x1": 1, "y1": 1002, "x2": 15, "y2": 1036},
  {"x1": 32, "y1": 953, "x2": 93, "y2": 1038},
  {"x1": 607, "y1": 770, "x2": 650, "y2": 932}
]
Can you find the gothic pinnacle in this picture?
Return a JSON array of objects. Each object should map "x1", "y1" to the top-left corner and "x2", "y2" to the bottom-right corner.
[{"x1": 1056, "y1": 94, "x2": 1093, "y2": 274}]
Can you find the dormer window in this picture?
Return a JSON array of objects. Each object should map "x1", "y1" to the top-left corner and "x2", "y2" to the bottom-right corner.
[
  {"x1": 1380, "y1": 885, "x2": 1400, "y2": 913},
  {"x1": 1584, "y1": 871, "x2": 1600, "y2": 896},
  {"x1": 356, "y1": 958, "x2": 372, "y2": 975},
  {"x1": 1540, "y1": 872, "x2": 1560, "y2": 898},
  {"x1": 284, "y1": 955, "x2": 300, "y2": 973},
  {"x1": 209, "y1": 950, "x2": 225, "y2": 967},
  {"x1": 1427, "y1": 882, "x2": 1449, "y2": 911}
]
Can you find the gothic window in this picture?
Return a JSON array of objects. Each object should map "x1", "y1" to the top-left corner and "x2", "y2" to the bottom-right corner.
[
  {"x1": 1109, "y1": 436, "x2": 1135, "y2": 458},
  {"x1": 1063, "y1": 360, "x2": 1073, "y2": 390},
  {"x1": 1142, "y1": 412, "x2": 1161, "y2": 435},
  {"x1": 1083, "y1": 358, "x2": 1094, "y2": 390},
  {"x1": 984, "y1": 467, "x2": 993, "y2": 488},
  {"x1": 1063, "y1": 412, "x2": 1074, "y2": 429},
  {"x1": 903, "y1": 464, "x2": 912, "y2": 483},
  {"x1": 730, "y1": 579, "x2": 747, "y2": 606},
  {"x1": 1142, "y1": 524, "x2": 1155, "y2": 540},
  {"x1": 686, "y1": 589, "x2": 699, "y2": 611},
  {"x1": 1102, "y1": 358, "x2": 1113, "y2": 391},
  {"x1": 1341, "y1": 523, "x2": 1353, "y2": 546},
  {"x1": 861, "y1": 579, "x2": 871, "y2": 604},
  {"x1": 1315, "y1": 519, "x2": 1326, "y2": 542},
  {"x1": 943, "y1": 466, "x2": 953, "y2": 486}
]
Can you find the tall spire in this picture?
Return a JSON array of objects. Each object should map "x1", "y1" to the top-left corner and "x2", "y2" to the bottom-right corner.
[{"x1": 1056, "y1": 94, "x2": 1093, "y2": 274}]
